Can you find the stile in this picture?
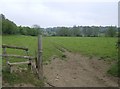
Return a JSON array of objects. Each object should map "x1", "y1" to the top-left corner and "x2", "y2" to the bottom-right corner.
[{"x1": 2, "y1": 44, "x2": 35, "y2": 73}]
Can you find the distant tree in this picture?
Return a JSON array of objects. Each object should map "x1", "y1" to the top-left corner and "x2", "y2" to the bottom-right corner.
[
  {"x1": 82, "y1": 27, "x2": 87, "y2": 37},
  {"x1": 105, "y1": 26, "x2": 117, "y2": 37},
  {"x1": 1, "y1": 14, "x2": 18, "y2": 34},
  {"x1": 0, "y1": 14, "x2": 5, "y2": 20},
  {"x1": 18, "y1": 26, "x2": 24, "y2": 35},
  {"x1": 56, "y1": 27, "x2": 70, "y2": 36},
  {"x1": 2, "y1": 18, "x2": 18, "y2": 34},
  {"x1": 32, "y1": 24, "x2": 42, "y2": 35},
  {"x1": 1, "y1": 14, "x2": 118, "y2": 37},
  {"x1": 118, "y1": 27, "x2": 120, "y2": 37},
  {"x1": 18, "y1": 26, "x2": 39, "y2": 36},
  {"x1": 92, "y1": 26, "x2": 100, "y2": 37},
  {"x1": 82, "y1": 26, "x2": 92, "y2": 37},
  {"x1": 71, "y1": 25, "x2": 81, "y2": 37}
]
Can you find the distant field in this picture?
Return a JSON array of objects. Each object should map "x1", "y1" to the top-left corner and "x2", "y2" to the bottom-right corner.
[{"x1": 2, "y1": 35, "x2": 118, "y2": 62}]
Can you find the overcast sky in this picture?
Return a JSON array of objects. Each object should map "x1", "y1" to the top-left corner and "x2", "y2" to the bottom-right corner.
[{"x1": 0, "y1": 0, "x2": 119, "y2": 28}]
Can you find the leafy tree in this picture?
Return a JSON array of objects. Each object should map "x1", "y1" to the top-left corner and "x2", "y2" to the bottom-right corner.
[
  {"x1": 18, "y1": 26, "x2": 39, "y2": 36},
  {"x1": 32, "y1": 24, "x2": 42, "y2": 35},
  {"x1": 0, "y1": 14, "x2": 5, "y2": 20},
  {"x1": 1, "y1": 14, "x2": 18, "y2": 34},
  {"x1": 105, "y1": 26, "x2": 117, "y2": 37},
  {"x1": 71, "y1": 25, "x2": 81, "y2": 37},
  {"x1": 2, "y1": 19, "x2": 18, "y2": 34},
  {"x1": 56, "y1": 27, "x2": 70, "y2": 36},
  {"x1": 82, "y1": 26, "x2": 92, "y2": 37},
  {"x1": 92, "y1": 26, "x2": 100, "y2": 37},
  {"x1": 118, "y1": 27, "x2": 120, "y2": 37}
]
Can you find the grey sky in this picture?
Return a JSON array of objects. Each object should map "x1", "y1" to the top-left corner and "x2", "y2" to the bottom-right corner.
[{"x1": 0, "y1": 0, "x2": 119, "y2": 28}]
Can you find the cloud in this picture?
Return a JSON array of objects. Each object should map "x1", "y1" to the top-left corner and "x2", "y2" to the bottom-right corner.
[{"x1": 0, "y1": 0, "x2": 118, "y2": 27}]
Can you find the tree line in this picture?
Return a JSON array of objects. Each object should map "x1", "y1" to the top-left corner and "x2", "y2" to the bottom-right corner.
[
  {"x1": 45, "y1": 26, "x2": 118, "y2": 37},
  {"x1": 1, "y1": 14, "x2": 42, "y2": 36},
  {"x1": 1, "y1": 14, "x2": 118, "y2": 37}
]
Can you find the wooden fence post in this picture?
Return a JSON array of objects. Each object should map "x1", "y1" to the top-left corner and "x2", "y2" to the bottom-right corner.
[
  {"x1": 3, "y1": 48, "x2": 8, "y2": 65},
  {"x1": 37, "y1": 35, "x2": 43, "y2": 80}
]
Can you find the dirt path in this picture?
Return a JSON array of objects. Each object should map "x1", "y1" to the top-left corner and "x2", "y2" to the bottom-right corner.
[{"x1": 44, "y1": 49, "x2": 118, "y2": 87}]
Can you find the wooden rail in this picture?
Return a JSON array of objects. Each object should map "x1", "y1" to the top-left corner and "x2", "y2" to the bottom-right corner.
[
  {"x1": 8, "y1": 61, "x2": 30, "y2": 65},
  {"x1": 2, "y1": 54, "x2": 35, "y2": 59},
  {"x1": 2, "y1": 44, "x2": 28, "y2": 51}
]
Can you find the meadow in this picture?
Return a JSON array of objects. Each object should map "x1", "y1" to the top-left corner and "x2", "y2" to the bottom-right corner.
[
  {"x1": 2, "y1": 35, "x2": 118, "y2": 86},
  {"x1": 2, "y1": 35, "x2": 118, "y2": 61}
]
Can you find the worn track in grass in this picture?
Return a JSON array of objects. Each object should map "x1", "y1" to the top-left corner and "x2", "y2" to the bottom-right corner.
[{"x1": 44, "y1": 48, "x2": 118, "y2": 87}]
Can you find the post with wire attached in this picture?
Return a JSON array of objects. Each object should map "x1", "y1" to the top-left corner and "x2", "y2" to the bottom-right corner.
[{"x1": 37, "y1": 35, "x2": 43, "y2": 80}]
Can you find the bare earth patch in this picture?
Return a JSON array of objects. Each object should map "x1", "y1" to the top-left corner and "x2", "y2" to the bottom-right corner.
[{"x1": 44, "y1": 50, "x2": 118, "y2": 87}]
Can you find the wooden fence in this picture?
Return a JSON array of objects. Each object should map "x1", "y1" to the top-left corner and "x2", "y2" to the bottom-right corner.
[{"x1": 2, "y1": 35, "x2": 43, "y2": 80}]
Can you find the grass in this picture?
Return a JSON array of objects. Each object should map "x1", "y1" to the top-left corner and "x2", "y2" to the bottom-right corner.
[
  {"x1": 3, "y1": 68, "x2": 44, "y2": 86},
  {"x1": 107, "y1": 63, "x2": 118, "y2": 77},
  {"x1": 3, "y1": 35, "x2": 118, "y2": 61},
  {"x1": 2, "y1": 35, "x2": 62, "y2": 86},
  {"x1": 2, "y1": 35, "x2": 118, "y2": 86},
  {"x1": 50, "y1": 37, "x2": 118, "y2": 60},
  {"x1": 2, "y1": 35, "x2": 62, "y2": 63}
]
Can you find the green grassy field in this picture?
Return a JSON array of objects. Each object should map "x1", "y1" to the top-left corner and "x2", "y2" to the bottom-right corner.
[
  {"x1": 2, "y1": 35, "x2": 63, "y2": 64},
  {"x1": 50, "y1": 37, "x2": 118, "y2": 60},
  {"x1": 2, "y1": 35, "x2": 118, "y2": 86},
  {"x1": 3, "y1": 35, "x2": 118, "y2": 61}
]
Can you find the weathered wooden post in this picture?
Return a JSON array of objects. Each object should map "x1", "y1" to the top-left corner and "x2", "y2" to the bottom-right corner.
[{"x1": 37, "y1": 35, "x2": 43, "y2": 80}]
